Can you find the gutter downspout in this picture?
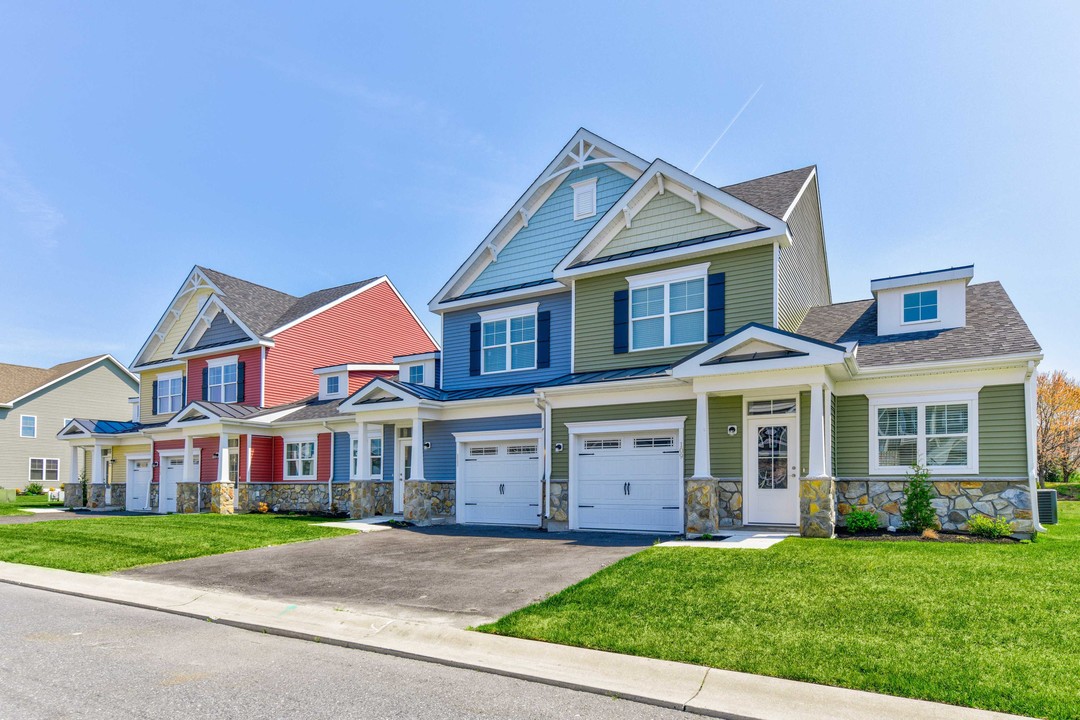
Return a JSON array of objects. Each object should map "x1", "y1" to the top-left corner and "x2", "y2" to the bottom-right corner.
[
  {"x1": 535, "y1": 393, "x2": 551, "y2": 522},
  {"x1": 323, "y1": 422, "x2": 335, "y2": 512},
  {"x1": 1024, "y1": 361, "x2": 1045, "y2": 533}
]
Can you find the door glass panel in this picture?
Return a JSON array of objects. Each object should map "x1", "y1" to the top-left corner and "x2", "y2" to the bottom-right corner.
[
  {"x1": 756, "y1": 425, "x2": 788, "y2": 490},
  {"x1": 403, "y1": 444, "x2": 413, "y2": 480}
]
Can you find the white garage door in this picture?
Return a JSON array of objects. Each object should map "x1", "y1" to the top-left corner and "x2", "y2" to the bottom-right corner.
[
  {"x1": 460, "y1": 440, "x2": 540, "y2": 526},
  {"x1": 127, "y1": 460, "x2": 152, "y2": 512},
  {"x1": 576, "y1": 433, "x2": 683, "y2": 533}
]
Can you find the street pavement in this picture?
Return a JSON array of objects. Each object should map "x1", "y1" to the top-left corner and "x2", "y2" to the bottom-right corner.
[{"x1": 0, "y1": 583, "x2": 696, "y2": 720}]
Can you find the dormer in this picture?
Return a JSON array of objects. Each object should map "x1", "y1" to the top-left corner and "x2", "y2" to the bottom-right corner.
[
  {"x1": 870, "y1": 265, "x2": 974, "y2": 336},
  {"x1": 314, "y1": 363, "x2": 400, "y2": 400},
  {"x1": 395, "y1": 351, "x2": 440, "y2": 388}
]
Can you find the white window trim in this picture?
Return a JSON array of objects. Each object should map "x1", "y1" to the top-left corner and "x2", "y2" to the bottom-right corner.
[
  {"x1": 324, "y1": 373, "x2": 346, "y2": 398},
  {"x1": 869, "y1": 392, "x2": 979, "y2": 475},
  {"x1": 900, "y1": 288, "x2": 940, "y2": 326},
  {"x1": 206, "y1": 356, "x2": 239, "y2": 404},
  {"x1": 156, "y1": 370, "x2": 184, "y2": 414},
  {"x1": 409, "y1": 365, "x2": 425, "y2": 384},
  {"x1": 283, "y1": 438, "x2": 317, "y2": 480},
  {"x1": 206, "y1": 354, "x2": 239, "y2": 368},
  {"x1": 19, "y1": 415, "x2": 36, "y2": 438},
  {"x1": 626, "y1": 263, "x2": 710, "y2": 352},
  {"x1": 28, "y1": 457, "x2": 59, "y2": 483},
  {"x1": 571, "y1": 177, "x2": 598, "y2": 220},
  {"x1": 479, "y1": 302, "x2": 540, "y2": 375}
]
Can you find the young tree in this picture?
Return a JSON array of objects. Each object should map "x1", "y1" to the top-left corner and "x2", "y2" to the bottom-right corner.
[{"x1": 1037, "y1": 370, "x2": 1080, "y2": 484}]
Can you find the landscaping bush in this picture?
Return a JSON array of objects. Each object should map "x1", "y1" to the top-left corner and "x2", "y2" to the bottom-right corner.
[
  {"x1": 967, "y1": 514, "x2": 1014, "y2": 539},
  {"x1": 901, "y1": 465, "x2": 938, "y2": 532},
  {"x1": 845, "y1": 509, "x2": 880, "y2": 533},
  {"x1": 24, "y1": 483, "x2": 44, "y2": 496}
]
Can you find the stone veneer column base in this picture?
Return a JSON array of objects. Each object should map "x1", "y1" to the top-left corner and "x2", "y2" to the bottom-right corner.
[
  {"x1": 63, "y1": 483, "x2": 85, "y2": 509},
  {"x1": 716, "y1": 480, "x2": 744, "y2": 528},
  {"x1": 87, "y1": 484, "x2": 107, "y2": 510},
  {"x1": 545, "y1": 481, "x2": 569, "y2": 531},
  {"x1": 800, "y1": 476, "x2": 836, "y2": 538},
  {"x1": 685, "y1": 477, "x2": 719, "y2": 536},
  {"x1": 176, "y1": 483, "x2": 201, "y2": 514},
  {"x1": 403, "y1": 480, "x2": 455, "y2": 526},
  {"x1": 207, "y1": 482, "x2": 235, "y2": 514},
  {"x1": 349, "y1": 480, "x2": 395, "y2": 519}
]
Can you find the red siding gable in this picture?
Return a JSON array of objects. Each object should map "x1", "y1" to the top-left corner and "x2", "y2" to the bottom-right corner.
[
  {"x1": 263, "y1": 280, "x2": 437, "y2": 407},
  {"x1": 251, "y1": 435, "x2": 274, "y2": 483},
  {"x1": 317, "y1": 432, "x2": 332, "y2": 481},
  {"x1": 186, "y1": 347, "x2": 263, "y2": 405},
  {"x1": 348, "y1": 369, "x2": 397, "y2": 394}
]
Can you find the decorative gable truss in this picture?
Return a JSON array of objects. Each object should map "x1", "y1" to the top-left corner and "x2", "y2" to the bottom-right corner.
[
  {"x1": 429, "y1": 128, "x2": 649, "y2": 310},
  {"x1": 175, "y1": 295, "x2": 264, "y2": 356},
  {"x1": 554, "y1": 161, "x2": 790, "y2": 278},
  {"x1": 132, "y1": 267, "x2": 221, "y2": 369}
]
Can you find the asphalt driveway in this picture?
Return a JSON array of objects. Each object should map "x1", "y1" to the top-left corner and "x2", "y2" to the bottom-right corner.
[{"x1": 119, "y1": 524, "x2": 654, "y2": 626}]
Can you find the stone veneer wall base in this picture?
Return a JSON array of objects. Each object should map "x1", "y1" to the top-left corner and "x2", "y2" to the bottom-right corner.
[
  {"x1": 800, "y1": 477, "x2": 836, "y2": 538},
  {"x1": 403, "y1": 480, "x2": 455, "y2": 526},
  {"x1": 349, "y1": 480, "x2": 394, "y2": 518}
]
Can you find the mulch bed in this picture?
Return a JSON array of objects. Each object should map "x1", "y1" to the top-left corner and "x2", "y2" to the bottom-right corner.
[{"x1": 836, "y1": 529, "x2": 1020, "y2": 544}]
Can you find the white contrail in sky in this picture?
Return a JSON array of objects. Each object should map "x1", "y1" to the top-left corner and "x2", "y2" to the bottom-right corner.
[{"x1": 692, "y1": 83, "x2": 765, "y2": 173}]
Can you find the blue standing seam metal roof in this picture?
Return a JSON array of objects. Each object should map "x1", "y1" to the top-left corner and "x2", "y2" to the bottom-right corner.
[{"x1": 69, "y1": 419, "x2": 167, "y2": 435}]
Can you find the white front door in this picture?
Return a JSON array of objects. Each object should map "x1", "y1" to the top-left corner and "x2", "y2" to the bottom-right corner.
[
  {"x1": 745, "y1": 418, "x2": 799, "y2": 526},
  {"x1": 395, "y1": 439, "x2": 411, "y2": 514},
  {"x1": 575, "y1": 433, "x2": 683, "y2": 533},
  {"x1": 459, "y1": 440, "x2": 540, "y2": 526},
  {"x1": 127, "y1": 460, "x2": 152, "y2": 512},
  {"x1": 160, "y1": 457, "x2": 184, "y2": 513}
]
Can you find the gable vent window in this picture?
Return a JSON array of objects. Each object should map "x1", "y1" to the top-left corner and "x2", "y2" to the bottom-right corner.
[
  {"x1": 469, "y1": 446, "x2": 498, "y2": 457},
  {"x1": 572, "y1": 178, "x2": 597, "y2": 220},
  {"x1": 507, "y1": 444, "x2": 538, "y2": 455},
  {"x1": 584, "y1": 439, "x2": 622, "y2": 451},
  {"x1": 633, "y1": 437, "x2": 675, "y2": 449}
]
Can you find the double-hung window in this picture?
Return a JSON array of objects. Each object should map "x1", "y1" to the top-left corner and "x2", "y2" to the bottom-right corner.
[
  {"x1": 480, "y1": 303, "x2": 537, "y2": 374},
  {"x1": 284, "y1": 440, "x2": 316, "y2": 479},
  {"x1": 29, "y1": 458, "x2": 59, "y2": 483},
  {"x1": 208, "y1": 359, "x2": 238, "y2": 403},
  {"x1": 902, "y1": 290, "x2": 938, "y2": 323},
  {"x1": 156, "y1": 373, "x2": 183, "y2": 414},
  {"x1": 628, "y1": 264, "x2": 707, "y2": 350},
  {"x1": 20, "y1": 415, "x2": 36, "y2": 438},
  {"x1": 351, "y1": 433, "x2": 383, "y2": 479},
  {"x1": 871, "y1": 396, "x2": 976, "y2": 474}
]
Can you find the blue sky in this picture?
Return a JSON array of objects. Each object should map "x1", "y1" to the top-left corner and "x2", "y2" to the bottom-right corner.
[{"x1": 1, "y1": 1, "x2": 1077, "y2": 374}]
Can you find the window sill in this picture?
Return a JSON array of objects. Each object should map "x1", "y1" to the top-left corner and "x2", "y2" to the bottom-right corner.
[{"x1": 629, "y1": 340, "x2": 705, "y2": 353}]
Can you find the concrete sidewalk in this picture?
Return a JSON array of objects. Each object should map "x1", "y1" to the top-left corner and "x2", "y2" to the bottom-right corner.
[{"x1": 0, "y1": 561, "x2": 1030, "y2": 720}]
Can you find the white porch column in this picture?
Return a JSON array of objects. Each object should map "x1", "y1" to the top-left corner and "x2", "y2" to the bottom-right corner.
[
  {"x1": 69, "y1": 445, "x2": 79, "y2": 484},
  {"x1": 692, "y1": 392, "x2": 712, "y2": 479},
  {"x1": 245, "y1": 433, "x2": 253, "y2": 483},
  {"x1": 217, "y1": 433, "x2": 230, "y2": 484},
  {"x1": 183, "y1": 436, "x2": 195, "y2": 483},
  {"x1": 808, "y1": 383, "x2": 828, "y2": 478},
  {"x1": 358, "y1": 421, "x2": 369, "y2": 480},
  {"x1": 90, "y1": 445, "x2": 104, "y2": 484},
  {"x1": 411, "y1": 417, "x2": 425, "y2": 480},
  {"x1": 823, "y1": 386, "x2": 833, "y2": 477}
]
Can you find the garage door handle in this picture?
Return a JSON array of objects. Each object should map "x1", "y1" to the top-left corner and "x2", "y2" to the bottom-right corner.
[
  {"x1": 578, "y1": 505, "x2": 595, "y2": 508},
  {"x1": 662, "y1": 450, "x2": 679, "y2": 454},
  {"x1": 529, "y1": 503, "x2": 539, "y2": 507},
  {"x1": 578, "y1": 452, "x2": 595, "y2": 456},
  {"x1": 464, "y1": 502, "x2": 478, "y2": 506},
  {"x1": 465, "y1": 458, "x2": 478, "y2": 462},
  {"x1": 662, "y1": 506, "x2": 679, "y2": 510}
]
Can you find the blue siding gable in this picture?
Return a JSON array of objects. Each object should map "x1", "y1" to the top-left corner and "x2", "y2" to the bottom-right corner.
[
  {"x1": 464, "y1": 164, "x2": 634, "y2": 294},
  {"x1": 333, "y1": 431, "x2": 352, "y2": 481},
  {"x1": 420, "y1": 415, "x2": 541, "y2": 482},
  {"x1": 383, "y1": 424, "x2": 395, "y2": 482},
  {"x1": 442, "y1": 291, "x2": 571, "y2": 391}
]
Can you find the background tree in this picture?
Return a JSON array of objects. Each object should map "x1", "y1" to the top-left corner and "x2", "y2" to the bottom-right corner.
[{"x1": 1036, "y1": 370, "x2": 1080, "y2": 484}]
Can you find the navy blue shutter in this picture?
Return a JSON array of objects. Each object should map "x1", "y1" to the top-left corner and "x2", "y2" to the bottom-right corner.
[
  {"x1": 613, "y1": 289, "x2": 629, "y2": 354},
  {"x1": 152, "y1": 380, "x2": 159, "y2": 414},
  {"x1": 536, "y1": 311, "x2": 551, "y2": 369},
  {"x1": 707, "y1": 272, "x2": 726, "y2": 342},
  {"x1": 469, "y1": 323, "x2": 482, "y2": 376},
  {"x1": 182, "y1": 376, "x2": 187, "y2": 405},
  {"x1": 201, "y1": 368, "x2": 209, "y2": 400},
  {"x1": 236, "y1": 361, "x2": 246, "y2": 403}
]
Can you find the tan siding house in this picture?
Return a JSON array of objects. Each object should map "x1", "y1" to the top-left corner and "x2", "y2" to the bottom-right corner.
[{"x1": 0, "y1": 356, "x2": 138, "y2": 489}]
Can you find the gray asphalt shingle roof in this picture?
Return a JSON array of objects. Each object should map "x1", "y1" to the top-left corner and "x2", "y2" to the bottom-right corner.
[
  {"x1": 0, "y1": 355, "x2": 111, "y2": 405},
  {"x1": 796, "y1": 281, "x2": 1041, "y2": 367},
  {"x1": 721, "y1": 166, "x2": 815, "y2": 219}
]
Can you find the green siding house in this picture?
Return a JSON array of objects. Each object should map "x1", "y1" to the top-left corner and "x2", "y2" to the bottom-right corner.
[
  {"x1": 0, "y1": 356, "x2": 138, "y2": 491},
  {"x1": 333, "y1": 129, "x2": 1045, "y2": 538}
]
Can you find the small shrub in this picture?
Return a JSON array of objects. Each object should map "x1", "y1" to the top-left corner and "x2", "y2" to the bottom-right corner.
[
  {"x1": 256, "y1": 501, "x2": 269, "y2": 514},
  {"x1": 967, "y1": 514, "x2": 1013, "y2": 539},
  {"x1": 901, "y1": 465, "x2": 938, "y2": 532},
  {"x1": 921, "y1": 528, "x2": 939, "y2": 540},
  {"x1": 845, "y1": 509, "x2": 880, "y2": 533},
  {"x1": 24, "y1": 483, "x2": 44, "y2": 496}
]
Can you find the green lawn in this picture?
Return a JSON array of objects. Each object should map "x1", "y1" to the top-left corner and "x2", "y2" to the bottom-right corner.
[
  {"x1": 1047, "y1": 481, "x2": 1079, "y2": 501},
  {"x1": 0, "y1": 514, "x2": 353, "y2": 572},
  {"x1": 481, "y1": 503, "x2": 1080, "y2": 720},
  {"x1": 0, "y1": 493, "x2": 64, "y2": 516}
]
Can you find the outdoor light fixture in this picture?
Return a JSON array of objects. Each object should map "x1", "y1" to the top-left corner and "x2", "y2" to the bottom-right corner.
[
  {"x1": 727, "y1": 425, "x2": 738, "y2": 436},
  {"x1": 423, "y1": 441, "x2": 431, "y2": 449},
  {"x1": 554, "y1": 442, "x2": 564, "y2": 452}
]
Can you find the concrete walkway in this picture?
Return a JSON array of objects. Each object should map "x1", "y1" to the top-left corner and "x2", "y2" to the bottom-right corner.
[
  {"x1": 657, "y1": 530, "x2": 796, "y2": 550},
  {"x1": 0, "y1": 562, "x2": 1030, "y2": 720}
]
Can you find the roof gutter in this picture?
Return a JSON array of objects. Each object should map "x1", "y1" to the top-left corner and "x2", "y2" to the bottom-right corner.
[{"x1": 1024, "y1": 360, "x2": 1046, "y2": 534}]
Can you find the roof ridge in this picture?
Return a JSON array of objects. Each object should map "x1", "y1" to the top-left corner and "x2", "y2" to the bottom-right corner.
[
  {"x1": 721, "y1": 165, "x2": 816, "y2": 189},
  {"x1": 297, "y1": 276, "x2": 380, "y2": 299},
  {"x1": 197, "y1": 266, "x2": 299, "y2": 300}
]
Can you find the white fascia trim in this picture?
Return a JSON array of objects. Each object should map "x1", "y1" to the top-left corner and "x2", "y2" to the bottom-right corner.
[
  {"x1": 175, "y1": 339, "x2": 270, "y2": 361},
  {"x1": 552, "y1": 160, "x2": 788, "y2": 276},
  {"x1": 850, "y1": 352, "x2": 1044, "y2": 378},
  {"x1": 313, "y1": 364, "x2": 399, "y2": 375},
  {"x1": 393, "y1": 352, "x2": 440, "y2": 363},
  {"x1": 132, "y1": 359, "x2": 186, "y2": 373},
  {"x1": 264, "y1": 276, "x2": 385, "y2": 338},
  {"x1": 432, "y1": 282, "x2": 568, "y2": 315},
  {"x1": 173, "y1": 295, "x2": 264, "y2": 356},
  {"x1": 477, "y1": 302, "x2": 540, "y2": 323},
  {"x1": 870, "y1": 266, "x2": 975, "y2": 294},
  {"x1": 780, "y1": 167, "x2": 817, "y2": 222},
  {"x1": 565, "y1": 416, "x2": 687, "y2": 435},
  {"x1": 555, "y1": 230, "x2": 783, "y2": 282},
  {"x1": 338, "y1": 379, "x2": 422, "y2": 411},
  {"x1": 132, "y1": 266, "x2": 220, "y2": 367},
  {"x1": 626, "y1": 262, "x2": 711, "y2": 290},
  {"x1": 428, "y1": 128, "x2": 649, "y2": 309},
  {"x1": 2, "y1": 355, "x2": 139, "y2": 408},
  {"x1": 452, "y1": 428, "x2": 543, "y2": 443},
  {"x1": 672, "y1": 327, "x2": 847, "y2": 378},
  {"x1": 536, "y1": 375, "x2": 678, "y2": 397}
]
